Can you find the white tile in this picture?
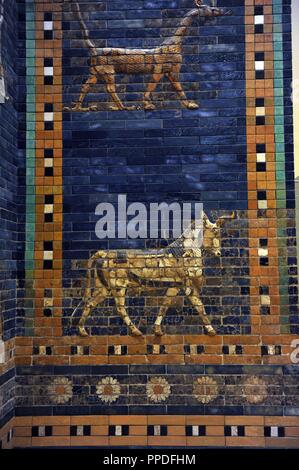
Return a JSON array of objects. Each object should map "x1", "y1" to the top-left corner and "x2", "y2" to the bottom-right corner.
[
  {"x1": 44, "y1": 21, "x2": 53, "y2": 30},
  {"x1": 231, "y1": 426, "x2": 238, "y2": 437},
  {"x1": 44, "y1": 204, "x2": 53, "y2": 213},
  {"x1": 258, "y1": 200, "x2": 268, "y2": 209},
  {"x1": 256, "y1": 107, "x2": 265, "y2": 116},
  {"x1": 258, "y1": 248, "x2": 268, "y2": 257},
  {"x1": 44, "y1": 67, "x2": 54, "y2": 76},
  {"x1": 192, "y1": 426, "x2": 199, "y2": 436},
  {"x1": 115, "y1": 425, "x2": 122, "y2": 436},
  {"x1": 260, "y1": 295, "x2": 270, "y2": 305},
  {"x1": 270, "y1": 426, "x2": 278, "y2": 437},
  {"x1": 255, "y1": 61, "x2": 264, "y2": 71},
  {"x1": 44, "y1": 112, "x2": 54, "y2": 121},
  {"x1": 154, "y1": 425, "x2": 161, "y2": 436},
  {"x1": 44, "y1": 251, "x2": 53, "y2": 260},
  {"x1": 256, "y1": 153, "x2": 266, "y2": 162},
  {"x1": 44, "y1": 158, "x2": 53, "y2": 167}
]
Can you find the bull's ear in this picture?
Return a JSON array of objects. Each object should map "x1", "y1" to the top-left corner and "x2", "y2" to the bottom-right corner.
[
  {"x1": 203, "y1": 212, "x2": 215, "y2": 229},
  {"x1": 216, "y1": 211, "x2": 236, "y2": 226}
]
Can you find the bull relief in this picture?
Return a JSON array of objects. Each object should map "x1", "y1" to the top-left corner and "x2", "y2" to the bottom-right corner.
[
  {"x1": 64, "y1": 0, "x2": 232, "y2": 112},
  {"x1": 71, "y1": 212, "x2": 235, "y2": 337}
]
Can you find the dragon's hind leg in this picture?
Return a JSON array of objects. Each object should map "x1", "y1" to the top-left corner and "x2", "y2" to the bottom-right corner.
[
  {"x1": 65, "y1": 73, "x2": 99, "y2": 112},
  {"x1": 103, "y1": 70, "x2": 136, "y2": 111},
  {"x1": 167, "y1": 71, "x2": 199, "y2": 110},
  {"x1": 144, "y1": 71, "x2": 164, "y2": 110}
]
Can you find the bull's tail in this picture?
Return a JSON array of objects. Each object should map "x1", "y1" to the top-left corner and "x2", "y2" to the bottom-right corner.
[{"x1": 74, "y1": 2, "x2": 97, "y2": 56}]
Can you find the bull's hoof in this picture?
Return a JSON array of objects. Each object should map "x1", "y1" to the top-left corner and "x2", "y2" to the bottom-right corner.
[
  {"x1": 78, "y1": 326, "x2": 89, "y2": 337},
  {"x1": 130, "y1": 326, "x2": 143, "y2": 337},
  {"x1": 204, "y1": 325, "x2": 216, "y2": 336},
  {"x1": 186, "y1": 101, "x2": 199, "y2": 110},
  {"x1": 153, "y1": 325, "x2": 164, "y2": 336},
  {"x1": 144, "y1": 102, "x2": 156, "y2": 111}
]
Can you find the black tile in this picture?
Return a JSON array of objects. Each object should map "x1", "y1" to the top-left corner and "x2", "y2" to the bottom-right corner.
[
  {"x1": 264, "y1": 426, "x2": 271, "y2": 437},
  {"x1": 43, "y1": 260, "x2": 53, "y2": 270},
  {"x1": 45, "y1": 122, "x2": 54, "y2": 131},
  {"x1": 256, "y1": 71, "x2": 265, "y2": 80},
  {"x1": 32, "y1": 426, "x2": 39, "y2": 437},
  {"x1": 44, "y1": 213, "x2": 53, "y2": 223},
  {"x1": 278, "y1": 427, "x2": 285, "y2": 437},
  {"x1": 44, "y1": 30, "x2": 53, "y2": 40},
  {"x1": 254, "y1": 6, "x2": 263, "y2": 15},
  {"x1": 44, "y1": 76, "x2": 53, "y2": 85},
  {"x1": 44, "y1": 167, "x2": 54, "y2": 177},
  {"x1": 44, "y1": 148, "x2": 53, "y2": 158},
  {"x1": 256, "y1": 162, "x2": 266, "y2": 172},
  {"x1": 44, "y1": 103, "x2": 53, "y2": 112},
  {"x1": 44, "y1": 58, "x2": 53, "y2": 67},
  {"x1": 44, "y1": 241, "x2": 53, "y2": 251},
  {"x1": 255, "y1": 24, "x2": 264, "y2": 34},
  {"x1": 45, "y1": 426, "x2": 52, "y2": 437},
  {"x1": 44, "y1": 12, "x2": 53, "y2": 21},
  {"x1": 255, "y1": 52, "x2": 265, "y2": 61},
  {"x1": 45, "y1": 194, "x2": 54, "y2": 204},
  {"x1": 257, "y1": 191, "x2": 267, "y2": 200},
  {"x1": 256, "y1": 116, "x2": 265, "y2": 126},
  {"x1": 83, "y1": 425, "x2": 91, "y2": 436}
]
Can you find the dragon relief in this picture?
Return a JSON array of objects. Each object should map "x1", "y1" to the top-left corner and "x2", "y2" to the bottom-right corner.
[{"x1": 64, "y1": 1, "x2": 232, "y2": 112}]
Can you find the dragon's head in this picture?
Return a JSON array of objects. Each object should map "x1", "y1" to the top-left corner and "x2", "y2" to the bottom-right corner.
[{"x1": 195, "y1": 0, "x2": 232, "y2": 17}]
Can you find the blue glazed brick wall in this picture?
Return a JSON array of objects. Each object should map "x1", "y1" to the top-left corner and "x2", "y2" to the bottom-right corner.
[
  {"x1": 0, "y1": 0, "x2": 18, "y2": 432},
  {"x1": 0, "y1": 0, "x2": 18, "y2": 342},
  {"x1": 62, "y1": 0, "x2": 250, "y2": 337}
]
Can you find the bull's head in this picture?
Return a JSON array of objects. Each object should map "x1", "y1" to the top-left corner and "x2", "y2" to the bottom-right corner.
[
  {"x1": 202, "y1": 212, "x2": 235, "y2": 256},
  {"x1": 195, "y1": 0, "x2": 232, "y2": 17}
]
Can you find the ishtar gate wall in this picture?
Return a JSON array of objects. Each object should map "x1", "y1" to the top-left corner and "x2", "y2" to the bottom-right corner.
[{"x1": 0, "y1": 0, "x2": 299, "y2": 449}]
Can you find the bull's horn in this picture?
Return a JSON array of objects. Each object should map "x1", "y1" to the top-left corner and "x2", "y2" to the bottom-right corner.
[
  {"x1": 195, "y1": 0, "x2": 203, "y2": 6},
  {"x1": 216, "y1": 211, "x2": 236, "y2": 226}
]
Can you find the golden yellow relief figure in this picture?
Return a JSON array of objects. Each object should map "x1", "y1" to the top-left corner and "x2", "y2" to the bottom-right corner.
[
  {"x1": 71, "y1": 212, "x2": 235, "y2": 337},
  {"x1": 64, "y1": 1, "x2": 232, "y2": 112}
]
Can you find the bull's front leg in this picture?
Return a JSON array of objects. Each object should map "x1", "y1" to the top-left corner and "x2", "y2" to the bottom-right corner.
[
  {"x1": 154, "y1": 287, "x2": 180, "y2": 336},
  {"x1": 185, "y1": 286, "x2": 216, "y2": 336},
  {"x1": 112, "y1": 287, "x2": 143, "y2": 337}
]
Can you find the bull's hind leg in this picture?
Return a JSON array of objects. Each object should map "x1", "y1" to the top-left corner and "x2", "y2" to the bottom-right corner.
[
  {"x1": 185, "y1": 287, "x2": 216, "y2": 336},
  {"x1": 78, "y1": 289, "x2": 108, "y2": 337},
  {"x1": 154, "y1": 287, "x2": 180, "y2": 336},
  {"x1": 112, "y1": 288, "x2": 143, "y2": 336}
]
